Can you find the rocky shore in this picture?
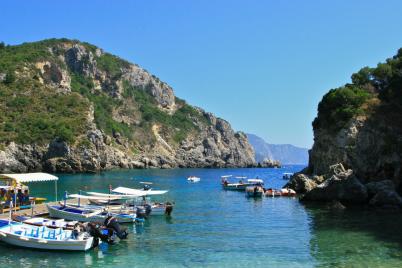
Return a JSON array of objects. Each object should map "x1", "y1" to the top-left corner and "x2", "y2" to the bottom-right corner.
[{"x1": 286, "y1": 163, "x2": 402, "y2": 209}]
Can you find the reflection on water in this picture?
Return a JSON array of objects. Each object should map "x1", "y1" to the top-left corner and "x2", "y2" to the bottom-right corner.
[
  {"x1": 305, "y1": 203, "x2": 402, "y2": 267},
  {"x1": 1, "y1": 167, "x2": 402, "y2": 267}
]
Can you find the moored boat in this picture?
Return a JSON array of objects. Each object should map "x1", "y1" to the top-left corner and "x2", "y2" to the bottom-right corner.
[
  {"x1": 221, "y1": 176, "x2": 264, "y2": 191},
  {"x1": 112, "y1": 186, "x2": 173, "y2": 216},
  {"x1": 11, "y1": 215, "x2": 128, "y2": 244},
  {"x1": 47, "y1": 204, "x2": 137, "y2": 223},
  {"x1": 187, "y1": 176, "x2": 201, "y2": 183},
  {"x1": 245, "y1": 185, "x2": 264, "y2": 198},
  {"x1": 265, "y1": 188, "x2": 282, "y2": 197},
  {"x1": 280, "y1": 188, "x2": 296, "y2": 197},
  {"x1": 0, "y1": 219, "x2": 96, "y2": 251}
]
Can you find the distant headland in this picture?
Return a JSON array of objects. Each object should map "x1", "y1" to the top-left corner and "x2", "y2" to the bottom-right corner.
[{"x1": 0, "y1": 39, "x2": 258, "y2": 173}]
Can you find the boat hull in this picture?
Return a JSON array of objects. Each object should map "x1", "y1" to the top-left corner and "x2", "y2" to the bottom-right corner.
[
  {"x1": 47, "y1": 205, "x2": 136, "y2": 223},
  {"x1": 0, "y1": 222, "x2": 94, "y2": 251},
  {"x1": 265, "y1": 190, "x2": 282, "y2": 197},
  {"x1": 245, "y1": 186, "x2": 264, "y2": 198},
  {"x1": 150, "y1": 206, "x2": 167, "y2": 216},
  {"x1": 245, "y1": 191, "x2": 263, "y2": 198},
  {"x1": 222, "y1": 184, "x2": 248, "y2": 191},
  {"x1": 87, "y1": 201, "x2": 172, "y2": 216}
]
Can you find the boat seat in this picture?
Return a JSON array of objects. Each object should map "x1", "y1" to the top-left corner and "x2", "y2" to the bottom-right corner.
[{"x1": 46, "y1": 229, "x2": 56, "y2": 239}]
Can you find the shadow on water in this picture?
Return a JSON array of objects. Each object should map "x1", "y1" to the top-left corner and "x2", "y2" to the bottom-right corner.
[{"x1": 303, "y1": 202, "x2": 402, "y2": 267}]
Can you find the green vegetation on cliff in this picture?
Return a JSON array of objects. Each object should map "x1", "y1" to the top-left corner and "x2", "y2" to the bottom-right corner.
[
  {"x1": 0, "y1": 80, "x2": 89, "y2": 144},
  {"x1": 313, "y1": 86, "x2": 372, "y2": 131},
  {"x1": 0, "y1": 38, "x2": 209, "y2": 148},
  {"x1": 313, "y1": 48, "x2": 402, "y2": 133}
]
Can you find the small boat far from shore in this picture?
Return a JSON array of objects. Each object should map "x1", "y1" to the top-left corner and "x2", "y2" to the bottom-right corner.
[{"x1": 187, "y1": 176, "x2": 201, "y2": 183}]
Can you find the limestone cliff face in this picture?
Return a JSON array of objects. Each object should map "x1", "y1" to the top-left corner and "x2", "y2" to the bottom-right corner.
[
  {"x1": 286, "y1": 48, "x2": 402, "y2": 206},
  {"x1": 0, "y1": 39, "x2": 256, "y2": 173},
  {"x1": 308, "y1": 109, "x2": 402, "y2": 191},
  {"x1": 62, "y1": 43, "x2": 176, "y2": 109}
]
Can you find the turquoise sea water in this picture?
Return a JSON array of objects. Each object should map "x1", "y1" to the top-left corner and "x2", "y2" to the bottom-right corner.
[{"x1": 1, "y1": 166, "x2": 402, "y2": 267}]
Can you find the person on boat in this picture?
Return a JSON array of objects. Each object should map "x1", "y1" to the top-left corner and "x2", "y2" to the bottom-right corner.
[
  {"x1": 23, "y1": 189, "x2": 30, "y2": 205},
  {"x1": 17, "y1": 189, "x2": 24, "y2": 206},
  {"x1": 9, "y1": 189, "x2": 16, "y2": 206},
  {"x1": 0, "y1": 188, "x2": 6, "y2": 213},
  {"x1": 3, "y1": 190, "x2": 11, "y2": 207},
  {"x1": 221, "y1": 177, "x2": 228, "y2": 185},
  {"x1": 0, "y1": 188, "x2": 5, "y2": 202}
]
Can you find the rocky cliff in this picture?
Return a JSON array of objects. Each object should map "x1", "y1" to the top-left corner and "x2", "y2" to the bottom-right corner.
[
  {"x1": 0, "y1": 39, "x2": 256, "y2": 172},
  {"x1": 286, "y1": 48, "x2": 402, "y2": 208}
]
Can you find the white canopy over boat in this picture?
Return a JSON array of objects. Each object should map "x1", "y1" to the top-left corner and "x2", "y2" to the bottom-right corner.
[
  {"x1": 0, "y1": 173, "x2": 58, "y2": 183},
  {"x1": 86, "y1": 191, "x2": 145, "y2": 198},
  {"x1": 247, "y1": 179, "x2": 264, "y2": 184},
  {"x1": 68, "y1": 194, "x2": 141, "y2": 200},
  {"x1": 113, "y1": 186, "x2": 168, "y2": 196},
  {"x1": 0, "y1": 172, "x2": 59, "y2": 201}
]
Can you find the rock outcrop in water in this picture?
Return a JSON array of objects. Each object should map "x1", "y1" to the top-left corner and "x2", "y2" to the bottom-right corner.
[
  {"x1": 257, "y1": 158, "x2": 281, "y2": 168},
  {"x1": 0, "y1": 39, "x2": 256, "y2": 172},
  {"x1": 286, "y1": 48, "x2": 402, "y2": 208}
]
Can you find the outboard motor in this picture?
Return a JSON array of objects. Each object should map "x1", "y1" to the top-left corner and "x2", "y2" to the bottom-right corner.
[
  {"x1": 136, "y1": 206, "x2": 148, "y2": 219},
  {"x1": 83, "y1": 222, "x2": 115, "y2": 244},
  {"x1": 143, "y1": 184, "x2": 151, "y2": 191},
  {"x1": 73, "y1": 222, "x2": 102, "y2": 247},
  {"x1": 104, "y1": 216, "x2": 128, "y2": 240},
  {"x1": 165, "y1": 202, "x2": 173, "y2": 216},
  {"x1": 144, "y1": 204, "x2": 152, "y2": 215}
]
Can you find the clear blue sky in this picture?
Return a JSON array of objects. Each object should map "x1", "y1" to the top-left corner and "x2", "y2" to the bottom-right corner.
[{"x1": 1, "y1": 1, "x2": 402, "y2": 148}]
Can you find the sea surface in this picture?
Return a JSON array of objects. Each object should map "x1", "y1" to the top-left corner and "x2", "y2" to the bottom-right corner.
[{"x1": 1, "y1": 166, "x2": 402, "y2": 268}]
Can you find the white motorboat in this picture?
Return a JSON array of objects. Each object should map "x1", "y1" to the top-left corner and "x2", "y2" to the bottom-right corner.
[
  {"x1": 0, "y1": 220, "x2": 96, "y2": 251},
  {"x1": 112, "y1": 186, "x2": 173, "y2": 216},
  {"x1": 47, "y1": 203, "x2": 137, "y2": 223},
  {"x1": 221, "y1": 176, "x2": 264, "y2": 191},
  {"x1": 187, "y1": 176, "x2": 201, "y2": 183}
]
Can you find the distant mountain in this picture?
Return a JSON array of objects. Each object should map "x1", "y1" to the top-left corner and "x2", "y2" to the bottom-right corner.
[{"x1": 247, "y1": 134, "x2": 309, "y2": 165}]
